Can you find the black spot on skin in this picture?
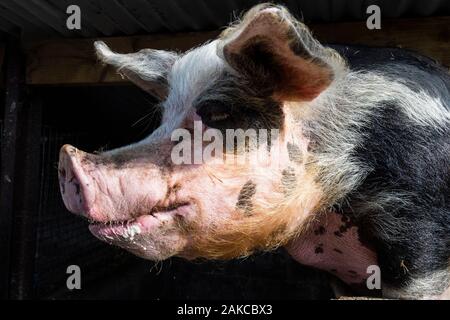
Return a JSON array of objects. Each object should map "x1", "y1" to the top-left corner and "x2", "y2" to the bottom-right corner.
[
  {"x1": 314, "y1": 246, "x2": 324, "y2": 254},
  {"x1": 281, "y1": 166, "x2": 296, "y2": 194},
  {"x1": 287, "y1": 142, "x2": 303, "y2": 164},
  {"x1": 236, "y1": 180, "x2": 257, "y2": 215},
  {"x1": 333, "y1": 248, "x2": 343, "y2": 254},
  {"x1": 314, "y1": 226, "x2": 326, "y2": 236},
  {"x1": 347, "y1": 270, "x2": 359, "y2": 278},
  {"x1": 334, "y1": 231, "x2": 343, "y2": 238},
  {"x1": 337, "y1": 218, "x2": 355, "y2": 235},
  {"x1": 314, "y1": 243, "x2": 324, "y2": 254},
  {"x1": 334, "y1": 214, "x2": 355, "y2": 236}
]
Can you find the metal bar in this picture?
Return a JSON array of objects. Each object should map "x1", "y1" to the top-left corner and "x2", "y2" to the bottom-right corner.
[
  {"x1": 0, "y1": 33, "x2": 25, "y2": 299},
  {"x1": 9, "y1": 92, "x2": 42, "y2": 299}
]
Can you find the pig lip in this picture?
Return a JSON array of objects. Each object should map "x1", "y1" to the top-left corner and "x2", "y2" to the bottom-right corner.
[
  {"x1": 86, "y1": 202, "x2": 190, "y2": 225},
  {"x1": 149, "y1": 202, "x2": 190, "y2": 216},
  {"x1": 89, "y1": 219, "x2": 143, "y2": 241},
  {"x1": 88, "y1": 202, "x2": 191, "y2": 237},
  {"x1": 88, "y1": 202, "x2": 192, "y2": 243}
]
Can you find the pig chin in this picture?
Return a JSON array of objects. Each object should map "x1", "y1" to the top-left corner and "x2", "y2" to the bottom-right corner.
[
  {"x1": 88, "y1": 217, "x2": 189, "y2": 260},
  {"x1": 87, "y1": 209, "x2": 191, "y2": 260}
]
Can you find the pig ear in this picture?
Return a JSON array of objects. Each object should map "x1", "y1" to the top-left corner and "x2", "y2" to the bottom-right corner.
[
  {"x1": 219, "y1": 5, "x2": 336, "y2": 101},
  {"x1": 94, "y1": 41, "x2": 177, "y2": 100}
]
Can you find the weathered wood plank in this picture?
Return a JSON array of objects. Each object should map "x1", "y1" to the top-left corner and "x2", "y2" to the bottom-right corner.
[
  {"x1": 313, "y1": 16, "x2": 450, "y2": 68},
  {"x1": 25, "y1": 16, "x2": 450, "y2": 85},
  {"x1": 26, "y1": 30, "x2": 220, "y2": 85}
]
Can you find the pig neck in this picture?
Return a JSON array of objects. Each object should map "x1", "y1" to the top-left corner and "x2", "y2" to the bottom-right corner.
[{"x1": 285, "y1": 211, "x2": 378, "y2": 286}]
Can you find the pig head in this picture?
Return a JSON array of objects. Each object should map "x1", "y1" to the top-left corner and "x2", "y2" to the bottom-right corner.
[{"x1": 58, "y1": 4, "x2": 343, "y2": 261}]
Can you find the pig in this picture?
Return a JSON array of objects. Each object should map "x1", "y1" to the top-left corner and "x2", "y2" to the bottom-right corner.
[{"x1": 58, "y1": 4, "x2": 450, "y2": 299}]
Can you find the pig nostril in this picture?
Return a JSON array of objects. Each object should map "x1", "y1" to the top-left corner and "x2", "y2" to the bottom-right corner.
[
  {"x1": 59, "y1": 168, "x2": 66, "y2": 179},
  {"x1": 74, "y1": 182, "x2": 81, "y2": 195}
]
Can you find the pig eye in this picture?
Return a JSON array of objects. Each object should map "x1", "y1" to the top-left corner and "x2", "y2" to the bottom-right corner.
[
  {"x1": 210, "y1": 113, "x2": 230, "y2": 122},
  {"x1": 196, "y1": 102, "x2": 233, "y2": 128}
]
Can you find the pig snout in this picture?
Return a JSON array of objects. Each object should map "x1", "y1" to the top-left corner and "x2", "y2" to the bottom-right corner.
[
  {"x1": 58, "y1": 144, "x2": 167, "y2": 223},
  {"x1": 58, "y1": 144, "x2": 96, "y2": 218}
]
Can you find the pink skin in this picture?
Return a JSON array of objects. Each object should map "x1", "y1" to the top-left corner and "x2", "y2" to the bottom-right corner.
[{"x1": 286, "y1": 212, "x2": 378, "y2": 286}]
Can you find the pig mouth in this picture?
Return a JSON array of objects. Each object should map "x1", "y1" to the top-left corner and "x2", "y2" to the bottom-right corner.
[
  {"x1": 88, "y1": 202, "x2": 191, "y2": 240},
  {"x1": 88, "y1": 201, "x2": 190, "y2": 225}
]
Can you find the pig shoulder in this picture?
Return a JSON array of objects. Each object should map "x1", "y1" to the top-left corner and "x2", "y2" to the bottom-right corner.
[{"x1": 313, "y1": 45, "x2": 450, "y2": 298}]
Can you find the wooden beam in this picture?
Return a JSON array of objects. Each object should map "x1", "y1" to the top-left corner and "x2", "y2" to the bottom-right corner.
[
  {"x1": 25, "y1": 16, "x2": 450, "y2": 85},
  {"x1": 26, "y1": 30, "x2": 220, "y2": 85}
]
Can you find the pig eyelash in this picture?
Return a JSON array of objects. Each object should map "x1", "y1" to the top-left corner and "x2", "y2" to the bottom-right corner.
[
  {"x1": 210, "y1": 113, "x2": 230, "y2": 122},
  {"x1": 195, "y1": 101, "x2": 233, "y2": 126}
]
